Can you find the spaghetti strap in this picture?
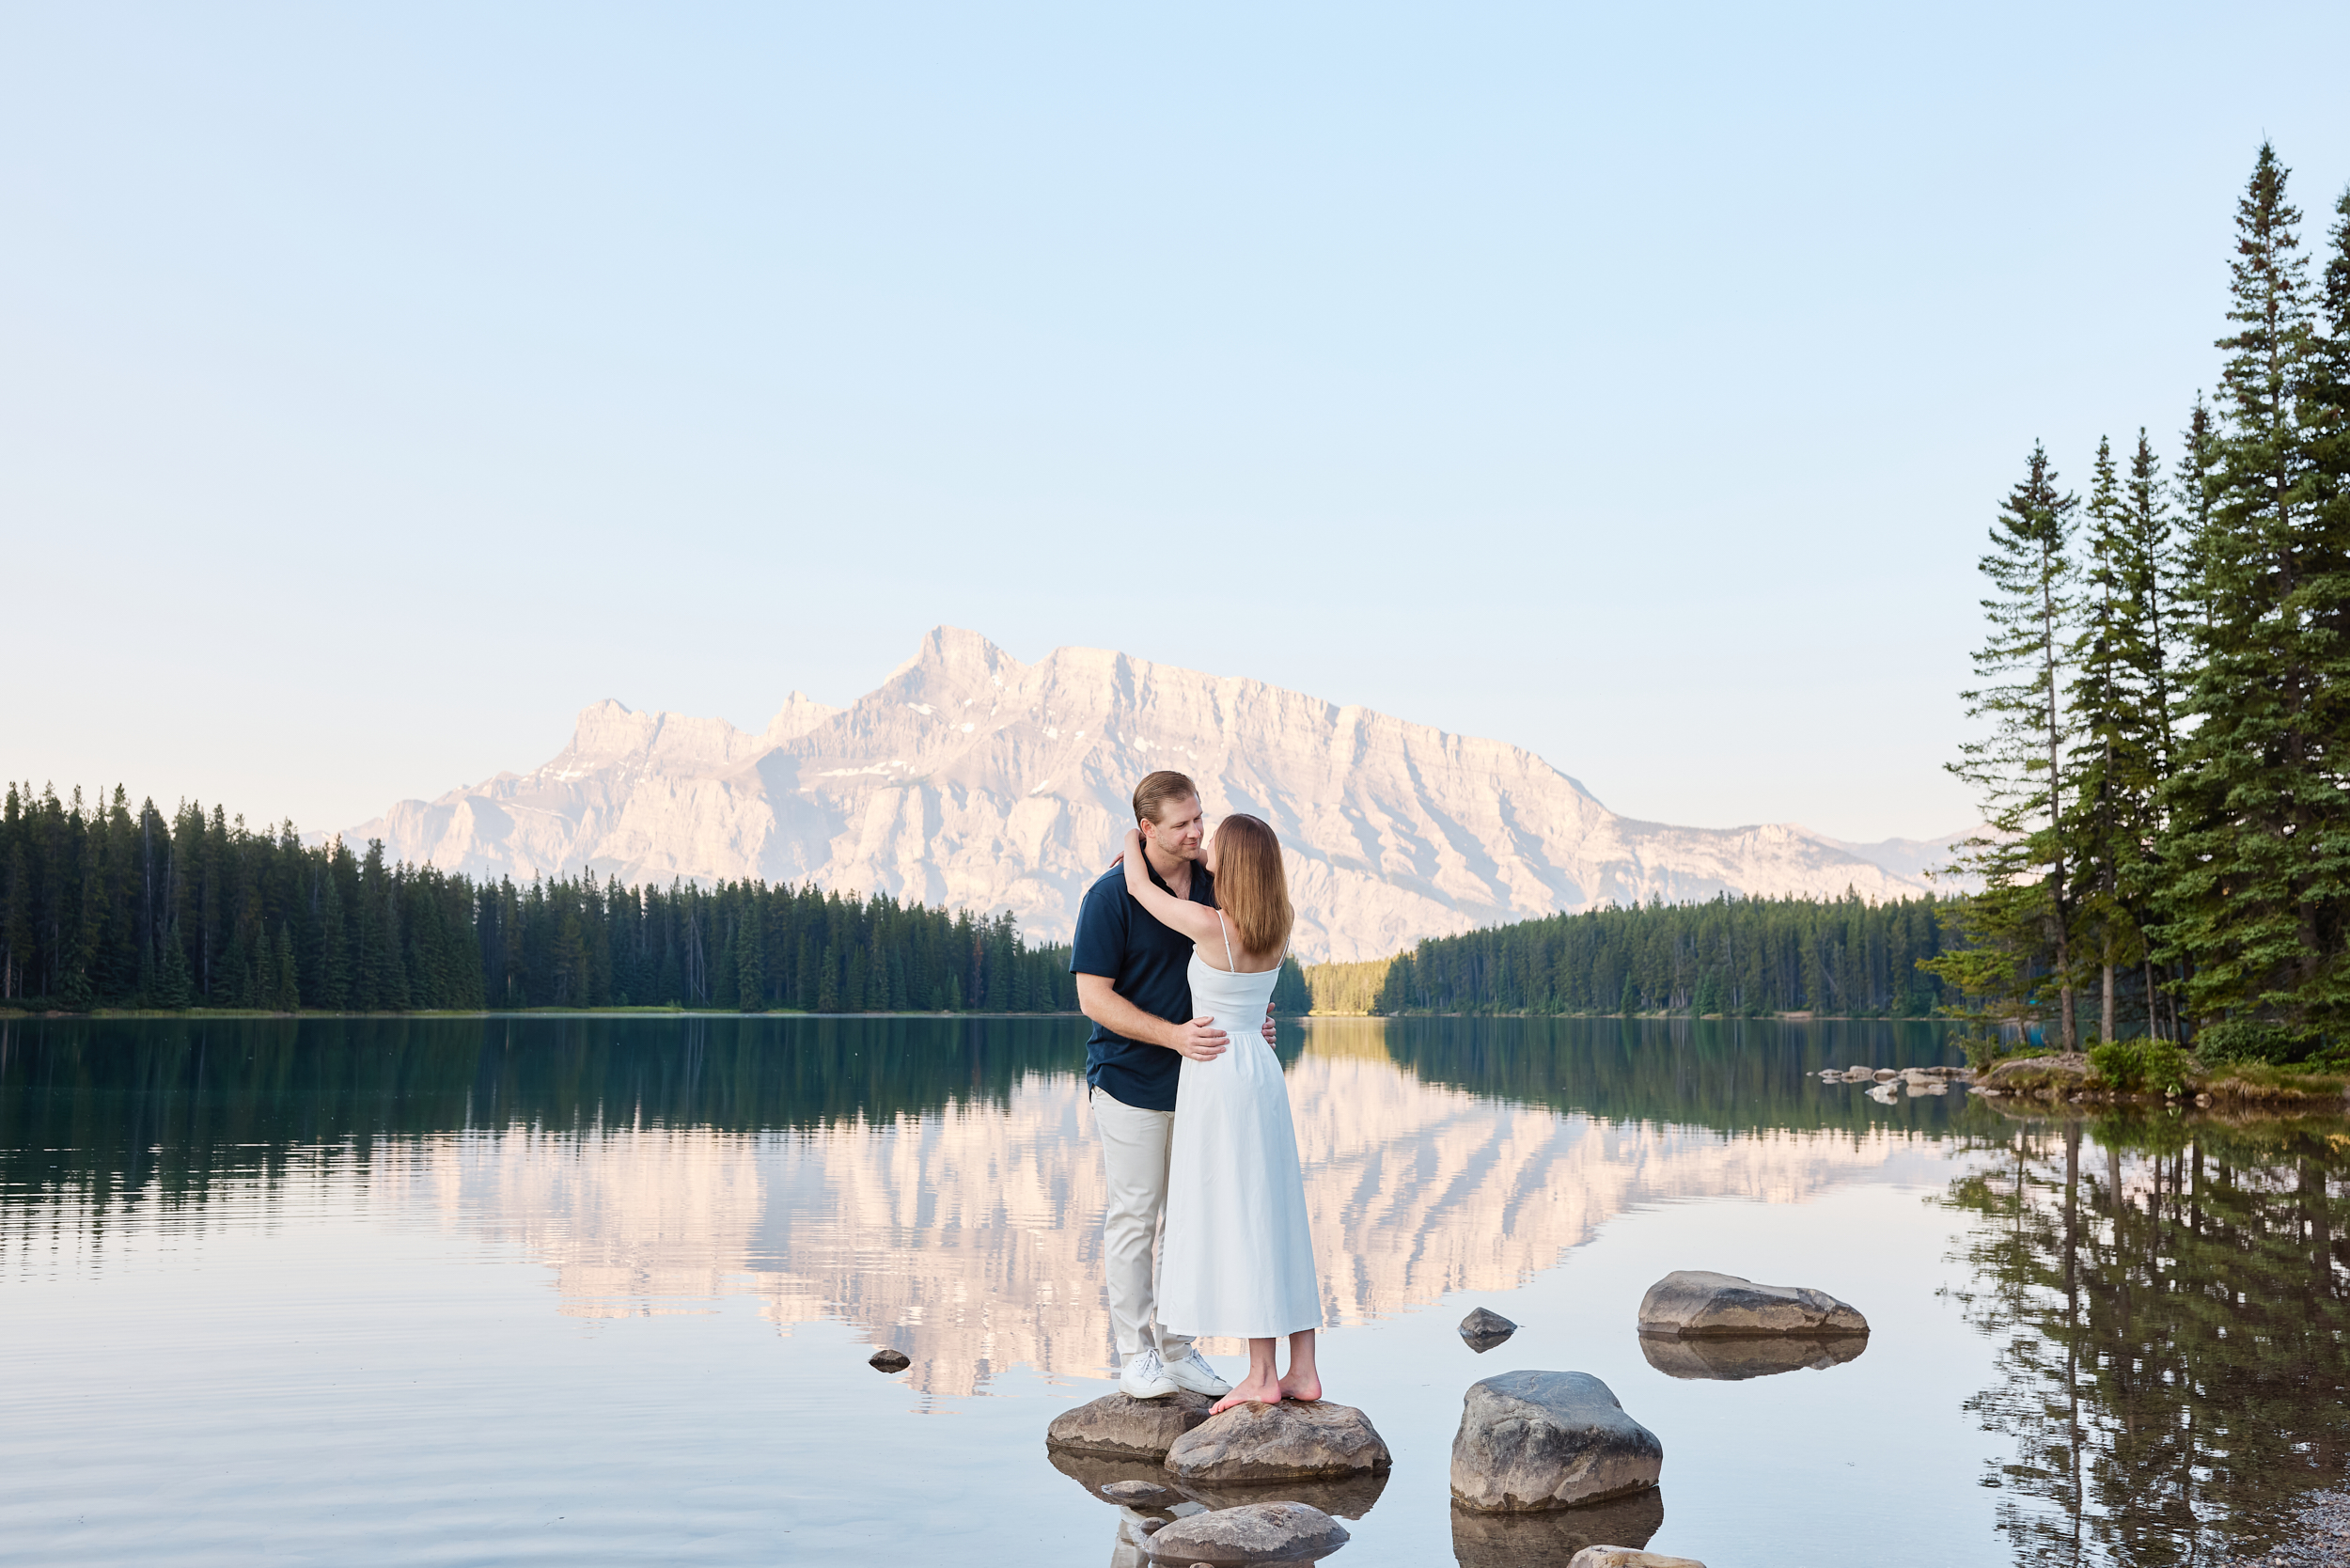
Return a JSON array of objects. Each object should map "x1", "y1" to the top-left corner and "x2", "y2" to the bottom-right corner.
[{"x1": 1216, "y1": 909, "x2": 1236, "y2": 971}]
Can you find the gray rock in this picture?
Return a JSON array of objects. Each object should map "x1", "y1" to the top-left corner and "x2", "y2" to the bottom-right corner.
[
  {"x1": 1176, "y1": 1469, "x2": 1389, "y2": 1521},
  {"x1": 1048, "y1": 1390, "x2": 1220, "y2": 1461},
  {"x1": 868, "y1": 1347, "x2": 910, "y2": 1372},
  {"x1": 1867, "y1": 1081, "x2": 1901, "y2": 1104},
  {"x1": 1045, "y1": 1446, "x2": 1177, "y2": 1502},
  {"x1": 1449, "y1": 1490, "x2": 1667, "y2": 1567},
  {"x1": 1104, "y1": 1479, "x2": 1185, "y2": 1507},
  {"x1": 1637, "y1": 1270, "x2": 1868, "y2": 1339},
  {"x1": 1460, "y1": 1306, "x2": 1518, "y2": 1352},
  {"x1": 1872, "y1": 1068, "x2": 1899, "y2": 1081},
  {"x1": 1143, "y1": 1501, "x2": 1351, "y2": 1565},
  {"x1": 1166, "y1": 1401, "x2": 1392, "y2": 1482},
  {"x1": 1449, "y1": 1371, "x2": 1664, "y2": 1513},
  {"x1": 1638, "y1": 1331, "x2": 1867, "y2": 1381},
  {"x1": 1566, "y1": 1550, "x2": 1706, "y2": 1568},
  {"x1": 1842, "y1": 1065, "x2": 1875, "y2": 1080}
]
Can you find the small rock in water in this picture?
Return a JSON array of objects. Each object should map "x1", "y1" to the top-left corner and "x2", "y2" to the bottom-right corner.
[
  {"x1": 1450, "y1": 1371, "x2": 1663, "y2": 1512},
  {"x1": 1637, "y1": 1270, "x2": 1868, "y2": 1339},
  {"x1": 868, "y1": 1347, "x2": 911, "y2": 1372},
  {"x1": 1144, "y1": 1501, "x2": 1351, "y2": 1565},
  {"x1": 1137, "y1": 1516, "x2": 1168, "y2": 1534},
  {"x1": 1459, "y1": 1307, "x2": 1518, "y2": 1352},
  {"x1": 1872, "y1": 1068, "x2": 1898, "y2": 1081},
  {"x1": 1167, "y1": 1400, "x2": 1392, "y2": 1482},
  {"x1": 1567, "y1": 1550, "x2": 1708, "y2": 1568},
  {"x1": 1104, "y1": 1479, "x2": 1183, "y2": 1507},
  {"x1": 1841, "y1": 1066, "x2": 1875, "y2": 1081},
  {"x1": 1867, "y1": 1082, "x2": 1901, "y2": 1104}
]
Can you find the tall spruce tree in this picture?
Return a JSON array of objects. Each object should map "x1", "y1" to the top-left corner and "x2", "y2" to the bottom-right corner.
[
  {"x1": 2070, "y1": 436, "x2": 2149, "y2": 1042},
  {"x1": 2123, "y1": 428, "x2": 2188, "y2": 1036},
  {"x1": 2159, "y1": 144, "x2": 2350, "y2": 1059},
  {"x1": 1942, "y1": 442, "x2": 2081, "y2": 1047}
]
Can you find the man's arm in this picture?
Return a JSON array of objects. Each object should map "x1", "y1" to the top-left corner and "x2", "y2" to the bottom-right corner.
[{"x1": 1075, "y1": 973, "x2": 1229, "y2": 1061}]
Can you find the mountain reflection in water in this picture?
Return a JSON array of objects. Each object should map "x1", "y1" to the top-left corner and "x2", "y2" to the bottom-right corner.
[
  {"x1": 6, "y1": 1014, "x2": 2348, "y2": 1565},
  {"x1": 1945, "y1": 1111, "x2": 2350, "y2": 1567},
  {"x1": 2, "y1": 1014, "x2": 1960, "y2": 1397}
]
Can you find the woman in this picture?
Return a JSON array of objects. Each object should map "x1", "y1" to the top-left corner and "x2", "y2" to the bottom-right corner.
[{"x1": 1119, "y1": 812, "x2": 1322, "y2": 1413}]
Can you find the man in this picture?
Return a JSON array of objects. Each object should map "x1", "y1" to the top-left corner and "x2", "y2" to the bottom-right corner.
[{"x1": 1070, "y1": 770, "x2": 1277, "y2": 1401}]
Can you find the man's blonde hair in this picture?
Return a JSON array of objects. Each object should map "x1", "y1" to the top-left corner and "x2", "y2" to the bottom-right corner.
[
  {"x1": 1213, "y1": 814, "x2": 1293, "y2": 957},
  {"x1": 1132, "y1": 770, "x2": 1198, "y2": 827}
]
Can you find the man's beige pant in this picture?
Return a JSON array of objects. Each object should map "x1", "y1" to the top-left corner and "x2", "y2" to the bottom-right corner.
[{"x1": 1091, "y1": 1085, "x2": 1195, "y2": 1363}]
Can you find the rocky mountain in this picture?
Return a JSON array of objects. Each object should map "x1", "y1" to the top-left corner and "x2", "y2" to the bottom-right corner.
[{"x1": 346, "y1": 626, "x2": 1965, "y2": 962}]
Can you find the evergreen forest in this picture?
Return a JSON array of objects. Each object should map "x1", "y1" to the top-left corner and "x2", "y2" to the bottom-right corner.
[
  {"x1": 1308, "y1": 892, "x2": 1953, "y2": 1018},
  {"x1": 1921, "y1": 142, "x2": 2350, "y2": 1068},
  {"x1": 0, "y1": 784, "x2": 1082, "y2": 1014}
]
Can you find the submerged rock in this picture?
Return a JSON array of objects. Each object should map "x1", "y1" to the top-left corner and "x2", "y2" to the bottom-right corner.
[
  {"x1": 868, "y1": 1347, "x2": 910, "y2": 1372},
  {"x1": 1450, "y1": 1371, "x2": 1663, "y2": 1513},
  {"x1": 1637, "y1": 1270, "x2": 1868, "y2": 1339},
  {"x1": 1166, "y1": 1401, "x2": 1392, "y2": 1482},
  {"x1": 1143, "y1": 1501, "x2": 1351, "y2": 1565},
  {"x1": 1049, "y1": 1390, "x2": 1219, "y2": 1461},
  {"x1": 1177, "y1": 1469, "x2": 1389, "y2": 1521},
  {"x1": 1104, "y1": 1479, "x2": 1184, "y2": 1507},
  {"x1": 1638, "y1": 1332, "x2": 1867, "y2": 1381},
  {"x1": 1449, "y1": 1490, "x2": 1667, "y2": 1567},
  {"x1": 1460, "y1": 1307, "x2": 1519, "y2": 1352},
  {"x1": 1566, "y1": 1549, "x2": 1706, "y2": 1568}
]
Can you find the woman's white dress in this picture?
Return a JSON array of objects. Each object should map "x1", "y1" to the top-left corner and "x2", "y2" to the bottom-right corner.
[{"x1": 1157, "y1": 924, "x2": 1322, "y2": 1340}]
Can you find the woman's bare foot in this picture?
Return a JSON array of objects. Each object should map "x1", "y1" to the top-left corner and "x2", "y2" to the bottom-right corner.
[
  {"x1": 1211, "y1": 1373, "x2": 1283, "y2": 1415},
  {"x1": 1277, "y1": 1370, "x2": 1321, "y2": 1402}
]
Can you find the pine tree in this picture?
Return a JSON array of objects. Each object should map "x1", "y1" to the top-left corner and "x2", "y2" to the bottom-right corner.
[
  {"x1": 2160, "y1": 144, "x2": 2350, "y2": 1060},
  {"x1": 1940, "y1": 443, "x2": 2082, "y2": 1047},
  {"x1": 274, "y1": 922, "x2": 301, "y2": 1011},
  {"x1": 155, "y1": 919, "x2": 194, "y2": 1008},
  {"x1": 1618, "y1": 972, "x2": 1638, "y2": 1016},
  {"x1": 735, "y1": 902, "x2": 764, "y2": 1011}
]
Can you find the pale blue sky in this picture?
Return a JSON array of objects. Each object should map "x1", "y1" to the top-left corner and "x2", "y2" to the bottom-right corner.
[{"x1": 7, "y1": 3, "x2": 2347, "y2": 842}]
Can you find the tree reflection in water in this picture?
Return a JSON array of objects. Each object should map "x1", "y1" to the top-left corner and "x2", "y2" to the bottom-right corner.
[{"x1": 1943, "y1": 1110, "x2": 2350, "y2": 1567}]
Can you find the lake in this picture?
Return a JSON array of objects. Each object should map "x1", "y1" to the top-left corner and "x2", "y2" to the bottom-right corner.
[{"x1": 2, "y1": 1014, "x2": 2343, "y2": 1567}]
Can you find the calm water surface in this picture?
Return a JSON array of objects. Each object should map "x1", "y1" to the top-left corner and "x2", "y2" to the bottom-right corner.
[{"x1": 2, "y1": 1015, "x2": 2343, "y2": 1567}]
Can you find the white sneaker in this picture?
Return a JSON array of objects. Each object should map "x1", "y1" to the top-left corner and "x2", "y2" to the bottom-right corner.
[
  {"x1": 1120, "y1": 1349, "x2": 1180, "y2": 1400},
  {"x1": 1160, "y1": 1350, "x2": 1232, "y2": 1399}
]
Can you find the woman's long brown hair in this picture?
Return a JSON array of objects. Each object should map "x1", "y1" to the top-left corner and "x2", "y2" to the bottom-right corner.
[{"x1": 1214, "y1": 813, "x2": 1293, "y2": 958}]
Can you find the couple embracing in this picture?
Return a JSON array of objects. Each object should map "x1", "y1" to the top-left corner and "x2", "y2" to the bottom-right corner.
[{"x1": 1071, "y1": 770, "x2": 1322, "y2": 1415}]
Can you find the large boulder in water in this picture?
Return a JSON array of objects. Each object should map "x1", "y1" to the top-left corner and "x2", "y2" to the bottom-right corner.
[
  {"x1": 1143, "y1": 1500, "x2": 1351, "y2": 1565},
  {"x1": 1165, "y1": 1400, "x2": 1392, "y2": 1482},
  {"x1": 1638, "y1": 1331, "x2": 1868, "y2": 1381},
  {"x1": 1048, "y1": 1390, "x2": 1218, "y2": 1461},
  {"x1": 1636, "y1": 1270, "x2": 1867, "y2": 1338},
  {"x1": 1449, "y1": 1371, "x2": 1663, "y2": 1513},
  {"x1": 1449, "y1": 1489, "x2": 1667, "y2": 1567},
  {"x1": 1566, "y1": 1550, "x2": 1706, "y2": 1568}
]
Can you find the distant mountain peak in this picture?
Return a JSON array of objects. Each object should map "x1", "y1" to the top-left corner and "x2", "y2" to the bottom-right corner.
[{"x1": 346, "y1": 626, "x2": 1957, "y2": 960}]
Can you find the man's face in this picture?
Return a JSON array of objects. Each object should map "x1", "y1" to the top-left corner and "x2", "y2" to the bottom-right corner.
[{"x1": 1142, "y1": 793, "x2": 1205, "y2": 862}]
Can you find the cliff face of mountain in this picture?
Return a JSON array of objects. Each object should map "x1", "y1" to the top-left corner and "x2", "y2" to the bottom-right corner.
[{"x1": 346, "y1": 625, "x2": 1954, "y2": 961}]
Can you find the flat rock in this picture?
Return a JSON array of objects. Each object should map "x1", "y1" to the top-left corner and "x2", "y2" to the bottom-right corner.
[
  {"x1": 1981, "y1": 1052, "x2": 2093, "y2": 1099},
  {"x1": 1450, "y1": 1371, "x2": 1663, "y2": 1513},
  {"x1": 1567, "y1": 1550, "x2": 1706, "y2": 1568},
  {"x1": 1104, "y1": 1479, "x2": 1185, "y2": 1507},
  {"x1": 1841, "y1": 1066, "x2": 1875, "y2": 1081},
  {"x1": 1167, "y1": 1401, "x2": 1392, "y2": 1482},
  {"x1": 868, "y1": 1347, "x2": 910, "y2": 1372},
  {"x1": 1449, "y1": 1490, "x2": 1667, "y2": 1567},
  {"x1": 1637, "y1": 1271, "x2": 1868, "y2": 1338},
  {"x1": 1872, "y1": 1068, "x2": 1898, "y2": 1081},
  {"x1": 1046, "y1": 1446, "x2": 1181, "y2": 1503},
  {"x1": 1177, "y1": 1469, "x2": 1389, "y2": 1521},
  {"x1": 1143, "y1": 1501, "x2": 1351, "y2": 1566},
  {"x1": 1460, "y1": 1307, "x2": 1518, "y2": 1353},
  {"x1": 1049, "y1": 1391, "x2": 1219, "y2": 1461},
  {"x1": 1639, "y1": 1332, "x2": 1867, "y2": 1381}
]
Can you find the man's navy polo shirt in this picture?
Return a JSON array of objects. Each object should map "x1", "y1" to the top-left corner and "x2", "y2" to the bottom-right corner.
[{"x1": 1070, "y1": 857, "x2": 1217, "y2": 1112}]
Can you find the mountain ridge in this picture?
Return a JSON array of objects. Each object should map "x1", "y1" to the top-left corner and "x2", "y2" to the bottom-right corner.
[{"x1": 347, "y1": 626, "x2": 1969, "y2": 961}]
